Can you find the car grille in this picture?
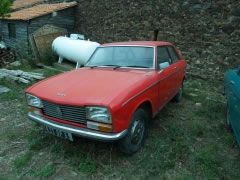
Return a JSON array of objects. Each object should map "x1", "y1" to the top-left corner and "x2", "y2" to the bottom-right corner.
[{"x1": 42, "y1": 101, "x2": 87, "y2": 124}]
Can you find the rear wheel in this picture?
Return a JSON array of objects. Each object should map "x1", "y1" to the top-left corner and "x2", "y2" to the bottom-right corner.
[
  {"x1": 118, "y1": 108, "x2": 147, "y2": 155},
  {"x1": 172, "y1": 85, "x2": 183, "y2": 103}
]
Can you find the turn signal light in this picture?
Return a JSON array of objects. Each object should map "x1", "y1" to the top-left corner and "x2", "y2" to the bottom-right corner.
[
  {"x1": 87, "y1": 121, "x2": 112, "y2": 133},
  {"x1": 28, "y1": 106, "x2": 42, "y2": 116}
]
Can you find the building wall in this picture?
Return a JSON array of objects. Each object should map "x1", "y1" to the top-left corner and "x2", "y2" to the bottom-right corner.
[
  {"x1": 75, "y1": 0, "x2": 183, "y2": 43},
  {"x1": 0, "y1": 7, "x2": 75, "y2": 52},
  {"x1": 74, "y1": 0, "x2": 240, "y2": 79},
  {"x1": 28, "y1": 7, "x2": 76, "y2": 35},
  {"x1": 0, "y1": 21, "x2": 2, "y2": 40},
  {"x1": 0, "y1": 20, "x2": 28, "y2": 49}
]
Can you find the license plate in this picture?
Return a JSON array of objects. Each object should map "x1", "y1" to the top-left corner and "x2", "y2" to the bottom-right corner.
[{"x1": 45, "y1": 126, "x2": 73, "y2": 141}]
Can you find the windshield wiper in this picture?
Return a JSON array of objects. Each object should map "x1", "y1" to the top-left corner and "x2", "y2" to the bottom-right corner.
[
  {"x1": 88, "y1": 65, "x2": 149, "y2": 69},
  {"x1": 100, "y1": 65, "x2": 121, "y2": 70},
  {"x1": 87, "y1": 65, "x2": 99, "y2": 69},
  {"x1": 86, "y1": 65, "x2": 121, "y2": 69},
  {"x1": 124, "y1": 65, "x2": 149, "y2": 68}
]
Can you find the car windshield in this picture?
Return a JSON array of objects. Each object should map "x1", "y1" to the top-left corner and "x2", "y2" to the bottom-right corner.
[{"x1": 86, "y1": 46, "x2": 154, "y2": 68}]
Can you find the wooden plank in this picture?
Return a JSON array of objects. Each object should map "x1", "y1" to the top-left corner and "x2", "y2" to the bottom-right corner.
[
  {"x1": 30, "y1": 24, "x2": 67, "y2": 61},
  {"x1": 29, "y1": 33, "x2": 40, "y2": 62}
]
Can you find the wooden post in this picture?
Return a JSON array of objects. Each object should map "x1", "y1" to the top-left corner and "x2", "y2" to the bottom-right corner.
[{"x1": 153, "y1": 29, "x2": 159, "y2": 41}]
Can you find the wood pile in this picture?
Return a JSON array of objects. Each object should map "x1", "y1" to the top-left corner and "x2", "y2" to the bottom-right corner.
[
  {"x1": 0, "y1": 49, "x2": 16, "y2": 67},
  {"x1": 0, "y1": 69, "x2": 44, "y2": 83}
]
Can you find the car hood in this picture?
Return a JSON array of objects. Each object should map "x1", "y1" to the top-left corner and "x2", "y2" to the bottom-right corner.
[{"x1": 26, "y1": 68, "x2": 154, "y2": 107}]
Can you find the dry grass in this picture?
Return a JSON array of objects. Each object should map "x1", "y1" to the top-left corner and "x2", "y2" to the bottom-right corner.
[{"x1": 0, "y1": 68, "x2": 240, "y2": 179}]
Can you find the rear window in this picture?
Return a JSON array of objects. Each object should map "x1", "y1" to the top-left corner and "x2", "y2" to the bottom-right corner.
[
  {"x1": 157, "y1": 47, "x2": 171, "y2": 64},
  {"x1": 167, "y1": 46, "x2": 179, "y2": 63}
]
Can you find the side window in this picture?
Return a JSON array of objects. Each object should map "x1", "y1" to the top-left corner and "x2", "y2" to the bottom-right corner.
[
  {"x1": 8, "y1": 23, "x2": 16, "y2": 38},
  {"x1": 157, "y1": 47, "x2": 171, "y2": 65},
  {"x1": 167, "y1": 46, "x2": 179, "y2": 63}
]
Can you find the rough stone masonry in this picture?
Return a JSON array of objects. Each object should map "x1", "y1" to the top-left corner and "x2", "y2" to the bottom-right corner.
[{"x1": 73, "y1": 0, "x2": 240, "y2": 80}]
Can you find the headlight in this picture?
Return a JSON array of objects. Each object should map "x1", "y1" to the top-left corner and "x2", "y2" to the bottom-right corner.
[
  {"x1": 26, "y1": 93, "x2": 43, "y2": 108},
  {"x1": 86, "y1": 106, "x2": 112, "y2": 124}
]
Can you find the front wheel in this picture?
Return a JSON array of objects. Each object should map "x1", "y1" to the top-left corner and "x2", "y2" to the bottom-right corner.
[{"x1": 118, "y1": 108, "x2": 147, "y2": 155}]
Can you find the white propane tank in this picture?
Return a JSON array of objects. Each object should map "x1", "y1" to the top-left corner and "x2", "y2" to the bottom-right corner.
[{"x1": 52, "y1": 36, "x2": 100, "y2": 68}]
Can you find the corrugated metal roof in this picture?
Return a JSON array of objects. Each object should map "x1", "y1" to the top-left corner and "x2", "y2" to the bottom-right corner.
[
  {"x1": 6, "y1": 1, "x2": 77, "y2": 21},
  {"x1": 12, "y1": 0, "x2": 45, "y2": 10}
]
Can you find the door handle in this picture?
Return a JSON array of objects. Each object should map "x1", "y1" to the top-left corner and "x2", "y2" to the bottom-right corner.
[
  {"x1": 230, "y1": 81, "x2": 235, "y2": 85},
  {"x1": 173, "y1": 66, "x2": 177, "y2": 70}
]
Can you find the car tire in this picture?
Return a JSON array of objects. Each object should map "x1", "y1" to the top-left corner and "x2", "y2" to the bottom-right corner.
[
  {"x1": 172, "y1": 85, "x2": 183, "y2": 103},
  {"x1": 118, "y1": 108, "x2": 148, "y2": 155}
]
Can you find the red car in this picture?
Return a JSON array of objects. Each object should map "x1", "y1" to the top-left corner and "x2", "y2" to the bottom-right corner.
[{"x1": 25, "y1": 41, "x2": 187, "y2": 154}]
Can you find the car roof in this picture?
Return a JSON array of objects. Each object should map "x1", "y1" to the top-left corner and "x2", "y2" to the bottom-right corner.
[{"x1": 101, "y1": 41, "x2": 173, "y2": 47}]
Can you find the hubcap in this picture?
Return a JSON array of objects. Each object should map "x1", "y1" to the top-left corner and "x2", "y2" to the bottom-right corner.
[{"x1": 130, "y1": 118, "x2": 144, "y2": 145}]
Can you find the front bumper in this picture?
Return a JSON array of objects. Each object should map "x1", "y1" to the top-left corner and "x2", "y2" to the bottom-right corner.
[{"x1": 27, "y1": 112, "x2": 127, "y2": 141}]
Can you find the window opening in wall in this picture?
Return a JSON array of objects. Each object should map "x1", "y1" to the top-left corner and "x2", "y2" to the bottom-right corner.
[{"x1": 8, "y1": 23, "x2": 16, "y2": 38}]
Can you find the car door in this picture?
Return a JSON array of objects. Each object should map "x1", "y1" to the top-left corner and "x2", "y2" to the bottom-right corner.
[
  {"x1": 156, "y1": 46, "x2": 177, "y2": 108},
  {"x1": 225, "y1": 69, "x2": 240, "y2": 145},
  {"x1": 167, "y1": 46, "x2": 186, "y2": 96}
]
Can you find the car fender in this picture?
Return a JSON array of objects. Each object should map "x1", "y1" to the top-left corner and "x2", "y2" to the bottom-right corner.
[{"x1": 112, "y1": 87, "x2": 155, "y2": 132}]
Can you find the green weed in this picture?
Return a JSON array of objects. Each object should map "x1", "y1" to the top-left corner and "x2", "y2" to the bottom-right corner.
[
  {"x1": 14, "y1": 152, "x2": 33, "y2": 169},
  {"x1": 78, "y1": 158, "x2": 97, "y2": 174},
  {"x1": 28, "y1": 133, "x2": 53, "y2": 151},
  {"x1": 34, "y1": 164, "x2": 56, "y2": 178}
]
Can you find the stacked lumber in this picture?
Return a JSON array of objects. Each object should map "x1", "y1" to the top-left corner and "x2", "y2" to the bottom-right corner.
[{"x1": 0, "y1": 49, "x2": 16, "y2": 67}]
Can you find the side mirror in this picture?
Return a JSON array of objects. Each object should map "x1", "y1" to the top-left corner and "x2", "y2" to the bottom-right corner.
[{"x1": 159, "y1": 62, "x2": 170, "y2": 70}]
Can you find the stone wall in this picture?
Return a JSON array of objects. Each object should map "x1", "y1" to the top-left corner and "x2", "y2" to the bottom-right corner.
[
  {"x1": 28, "y1": 7, "x2": 76, "y2": 35},
  {"x1": 0, "y1": 21, "x2": 2, "y2": 40},
  {"x1": 0, "y1": 7, "x2": 76, "y2": 49},
  {"x1": 1, "y1": 20, "x2": 29, "y2": 49},
  {"x1": 75, "y1": 0, "x2": 240, "y2": 80}
]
